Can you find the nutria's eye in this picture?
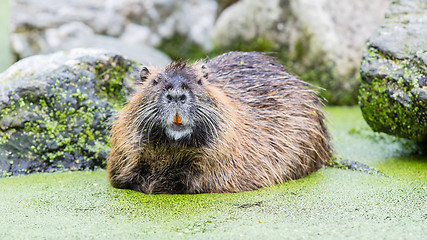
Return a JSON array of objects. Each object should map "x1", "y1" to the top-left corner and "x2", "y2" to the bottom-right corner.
[
  {"x1": 197, "y1": 79, "x2": 202, "y2": 85},
  {"x1": 153, "y1": 79, "x2": 158, "y2": 86}
]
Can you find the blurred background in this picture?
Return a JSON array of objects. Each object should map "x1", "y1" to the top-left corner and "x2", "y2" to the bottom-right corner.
[
  {"x1": 0, "y1": 0, "x2": 12, "y2": 73},
  {"x1": 1, "y1": 0, "x2": 391, "y2": 105}
]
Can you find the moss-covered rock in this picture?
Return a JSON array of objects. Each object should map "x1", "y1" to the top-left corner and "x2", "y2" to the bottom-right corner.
[
  {"x1": 0, "y1": 49, "x2": 139, "y2": 176},
  {"x1": 359, "y1": 0, "x2": 427, "y2": 143}
]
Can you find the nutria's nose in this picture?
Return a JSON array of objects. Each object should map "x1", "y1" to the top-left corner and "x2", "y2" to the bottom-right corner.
[{"x1": 166, "y1": 93, "x2": 187, "y2": 103}]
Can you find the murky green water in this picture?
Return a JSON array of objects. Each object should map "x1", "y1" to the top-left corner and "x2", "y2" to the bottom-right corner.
[{"x1": 0, "y1": 106, "x2": 425, "y2": 239}]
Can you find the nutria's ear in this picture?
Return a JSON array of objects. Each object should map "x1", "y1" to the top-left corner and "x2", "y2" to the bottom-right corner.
[
  {"x1": 139, "y1": 66, "x2": 150, "y2": 83},
  {"x1": 200, "y1": 63, "x2": 209, "y2": 79}
]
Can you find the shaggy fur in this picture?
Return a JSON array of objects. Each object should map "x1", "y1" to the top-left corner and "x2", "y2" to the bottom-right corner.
[{"x1": 107, "y1": 51, "x2": 332, "y2": 194}]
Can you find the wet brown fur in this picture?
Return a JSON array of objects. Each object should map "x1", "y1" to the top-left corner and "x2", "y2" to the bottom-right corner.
[{"x1": 107, "y1": 51, "x2": 332, "y2": 194}]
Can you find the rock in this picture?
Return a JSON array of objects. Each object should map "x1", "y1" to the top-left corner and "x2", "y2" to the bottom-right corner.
[
  {"x1": 45, "y1": 21, "x2": 95, "y2": 49},
  {"x1": 359, "y1": 0, "x2": 427, "y2": 143},
  {"x1": 215, "y1": 0, "x2": 283, "y2": 49},
  {"x1": 214, "y1": 0, "x2": 390, "y2": 104},
  {"x1": 47, "y1": 31, "x2": 171, "y2": 67},
  {"x1": 10, "y1": 0, "x2": 217, "y2": 59},
  {"x1": 0, "y1": 48, "x2": 140, "y2": 176},
  {"x1": 72, "y1": 36, "x2": 171, "y2": 67},
  {"x1": 13, "y1": 19, "x2": 171, "y2": 67},
  {"x1": 120, "y1": 23, "x2": 160, "y2": 47}
]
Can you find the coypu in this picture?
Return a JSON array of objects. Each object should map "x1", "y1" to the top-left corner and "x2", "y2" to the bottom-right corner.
[{"x1": 107, "y1": 51, "x2": 332, "y2": 194}]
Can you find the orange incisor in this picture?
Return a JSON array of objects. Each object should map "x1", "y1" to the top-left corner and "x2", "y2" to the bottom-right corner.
[{"x1": 174, "y1": 113, "x2": 182, "y2": 125}]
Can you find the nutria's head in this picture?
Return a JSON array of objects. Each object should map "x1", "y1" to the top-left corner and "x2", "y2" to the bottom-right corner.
[{"x1": 134, "y1": 61, "x2": 220, "y2": 147}]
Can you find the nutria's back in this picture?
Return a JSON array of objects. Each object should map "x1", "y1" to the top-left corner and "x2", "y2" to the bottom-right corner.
[{"x1": 107, "y1": 51, "x2": 332, "y2": 194}]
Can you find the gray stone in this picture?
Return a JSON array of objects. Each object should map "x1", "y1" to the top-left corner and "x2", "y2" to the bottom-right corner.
[
  {"x1": 214, "y1": 0, "x2": 390, "y2": 104},
  {"x1": 0, "y1": 49, "x2": 140, "y2": 176},
  {"x1": 47, "y1": 34, "x2": 172, "y2": 67},
  {"x1": 45, "y1": 22, "x2": 95, "y2": 50},
  {"x1": 214, "y1": 0, "x2": 283, "y2": 49},
  {"x1": 1, "y1": 48, "x2": 109, "y2": 96},
  {"x1": 359, "y1": 0, "x2": 427, "y2": 143},
  {"x1": 11, "y1": 18, "x2": 171, "y2": 67},
  {"x1": 10, "y1": 0, "x2": 218, "y2": 59},
  {"x1": 120, "y1": 23, "x2": 160, "y2": 47}
]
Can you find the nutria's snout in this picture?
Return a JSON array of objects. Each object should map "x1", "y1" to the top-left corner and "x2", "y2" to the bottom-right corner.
[
  {"x1": 165, "y1": 92, "x2": 187, "y2": 104},
  {"x1": 159, "y1": 77, "x2": 195, "y2": 141}
]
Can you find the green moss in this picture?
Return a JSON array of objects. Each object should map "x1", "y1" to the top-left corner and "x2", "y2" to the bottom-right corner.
[
  {"x1": 0, "y1": 133, "x2": 8, "y2": 144},
  {"x1": 92, "y1": 57, "x2": 137, "y2": 110},
  {"x1": 359, "y1": 77, "x2": 426, "y2": 142}
]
